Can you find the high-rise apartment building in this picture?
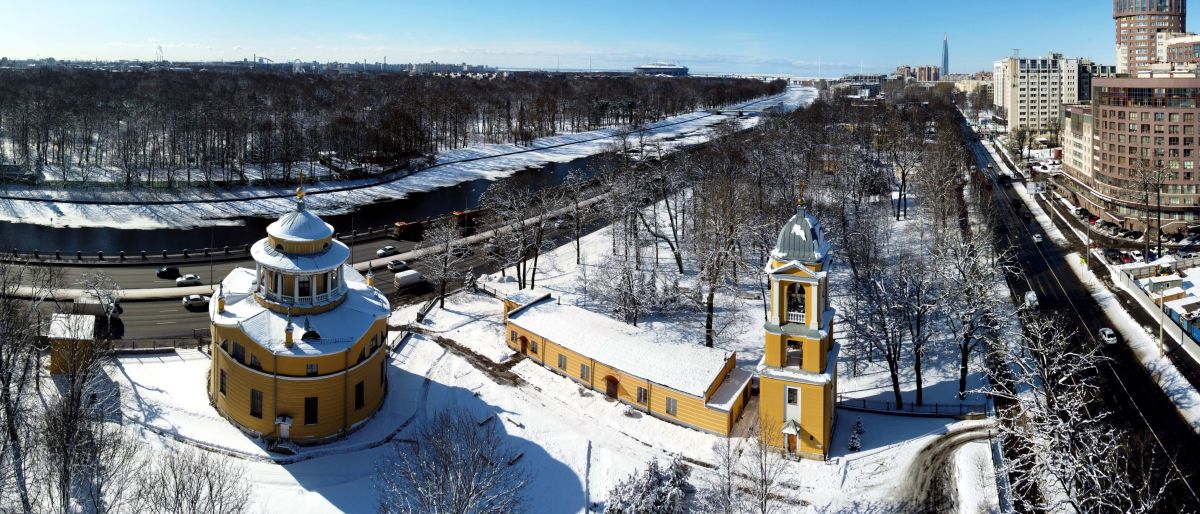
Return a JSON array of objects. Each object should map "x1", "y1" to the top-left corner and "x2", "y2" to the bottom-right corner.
[
  {"x1": 992, "y1": 53, "x2": 1116, "y2": 134},
  {"x1": 1114, "y1": 0, "x2": 1187, "y2": 74},
  {"x1": 915, "y1": 65, "x2": 940, "y2": 82}
]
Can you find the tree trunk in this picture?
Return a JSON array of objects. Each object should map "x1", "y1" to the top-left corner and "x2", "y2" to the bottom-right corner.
[
  {"x1": 704, "y1": 275, "x2": 717, "y2": 348},
  {"x1": 913, "y1": 350, "x2": 924, "y2": 406},
  {"x1": 887, "y1": 357, "x2": 903, "y2": 408},
  {"x1": 959, "y1": 336, "x2": 970, "y2": 400}
]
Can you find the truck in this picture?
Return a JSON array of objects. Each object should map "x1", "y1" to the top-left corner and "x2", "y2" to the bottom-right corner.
[
  {"x1": 389, "y1": 221, "x2": 424, "y2": 241},
  {"x1": 392, "y1": 270, "x2": 426, "y2": 290}
]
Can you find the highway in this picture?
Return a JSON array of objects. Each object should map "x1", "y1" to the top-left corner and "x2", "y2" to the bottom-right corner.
[{"x1": 967, "y1": 132, "x2": 1200, "y2": 508}]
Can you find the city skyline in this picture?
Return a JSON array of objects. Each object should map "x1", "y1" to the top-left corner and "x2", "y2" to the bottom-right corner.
[{"x1": 6, "y1": 0, "x2": 1190, "y2": 76}]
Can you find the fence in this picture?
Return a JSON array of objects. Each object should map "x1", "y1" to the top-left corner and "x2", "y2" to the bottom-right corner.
[
  {"x1": 837, "y1": 395, "x2": 985, "y2": 419},
  {"x1": 1111, "y1": 263, "x2": 1200, "y2": 366},
  {"x1": 112, "y1": 337, "x2": 209, "y2": 353}
]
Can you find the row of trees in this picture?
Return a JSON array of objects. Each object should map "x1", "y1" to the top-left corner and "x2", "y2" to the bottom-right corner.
[
  {"x1": 0, "y1": 69, "x2": 783, "y2": 187},
  {"x1": 0, "y1": 266, "x2": 251, "y2": 513}
]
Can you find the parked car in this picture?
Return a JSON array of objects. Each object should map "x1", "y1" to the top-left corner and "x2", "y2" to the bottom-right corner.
[
  {"x1": 386, "y1": 259, "x2": 409, "y2": 273},
  {"x1": 1032, "y1": 234, "x2": 1044, "y2": 244},
  {"x1": 1103, "y1": 249, "x2": 1122, "y2": 262},
  {"x1": 1130, "y1": 250, "x2": 1144, "y2": 262},
  {"x1": 181, "y1": 294, "x2": 210, "y2": 308},
  {"x1": 452, "y1": 246, "x2": 471, "y2": 258},
  {"x1": 1024, "y1": 290, "x2": 1040, "y2": 310},
  {"x1": 157, "y1": 266, "x2": 181, "y2": 279},
  {"x1": 176, "y1": 274, "x2": 202, "y2": 286},
  {"x1": 1098, "y1": 327, "x2": 1118, "y2": 346},
  {"x1": 376, "y1": 245, "x2": 399, "y2": 257}
]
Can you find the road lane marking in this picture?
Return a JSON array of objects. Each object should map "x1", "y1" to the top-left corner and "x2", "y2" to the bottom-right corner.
[{"x1": 154, "y1": 321, "x2": 177, "y2": 325}]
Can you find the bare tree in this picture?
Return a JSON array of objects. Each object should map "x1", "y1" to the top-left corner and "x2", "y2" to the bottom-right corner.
[
  {"x1": 989, "y1": 314, "x2": 1171, "y2": 513},
  {"x1": 420, "y1": 218, "x2": 467, "y2": 309},
  {"x1": 741, "y1": 419, "x2": 786, "y2": 514},
  {"x1": 377, "y1": 409, "x2": 526, "y2": 514},
  {"x1": 134, "y1": 446, "x2": 252, "y2": 514},
  {"x1": 847, "y1": 241, "x2": 908, "y2": 408},
  {"x1": 697, "y1": 437, "x2": 742, "y2": 514},
  {"x1": 0, "y1": 263, "x2": 61, "y2": 513}
]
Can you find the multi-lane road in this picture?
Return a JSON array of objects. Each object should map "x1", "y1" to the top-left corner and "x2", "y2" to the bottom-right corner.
[{"x1": 967, "y1": 132, "x2": 1200, "y2": 507}]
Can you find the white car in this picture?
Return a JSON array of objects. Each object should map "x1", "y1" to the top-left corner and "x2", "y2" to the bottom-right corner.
[
  {"x1": 181, "y1": 294, "x2": 210, "y2": 308},
  {"x1": 1032, "y1": 234, "x2": 1044, "y2": 244},
  {"x1": 1098, "y1": 327, "x2": 1118, "y2": 346},
  {"x1": 1131, "y1": 250, "x2": 1144, "y2": 262},
  {"x1": 376, "y1": 245, "x2": 399, "y2": 257},
  {"x1": 1023, "y1": 290, "x2": 1039, "y2": 310},
  {"x1": 176, "y1": 274, "x2": 202, "y2": 286}
]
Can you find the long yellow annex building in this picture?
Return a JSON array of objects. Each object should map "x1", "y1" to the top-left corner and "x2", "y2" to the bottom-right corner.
[
  {"x1": 208, "y1": 191, "x2": 390, "y2": 445},
  {"x1": 503, "y1": 292, "x2": 753, "y2": 435},
  {"x1": 759, "y1": 204, "x2": 838, "y2": 460}
]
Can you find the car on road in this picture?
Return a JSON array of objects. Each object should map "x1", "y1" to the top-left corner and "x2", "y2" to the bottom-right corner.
[
  {"x1": 1032, "y1": 234, "x2": 1044, "y2": 244},
  {"x1": 1098, "y1": 327, "x2": 1118, "y2": 346},
  {"x1": 386, "y1": 259, "x2": 409, "y2": 273},
  {"x1": 376, "y1": 245, "x2": 399, "y2": 257},
  {"x1": 181, "y1": 294, "x2": 210, "y2": 308},
  {"x1": 157, "y1": 266, "x2": 181, "y2": 279},
  {"x1": 176, "y1": 274, "x2": 202, "y2": 286}
]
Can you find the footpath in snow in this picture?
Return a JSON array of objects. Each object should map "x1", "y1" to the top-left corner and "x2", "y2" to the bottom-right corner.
[{"x1": 0, "y1": 87, "x2": 817, "y2": 231}]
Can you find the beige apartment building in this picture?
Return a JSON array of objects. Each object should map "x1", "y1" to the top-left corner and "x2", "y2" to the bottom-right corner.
[{"x1": 993, "y1": 53, "x2": 1116, "y2": 136}]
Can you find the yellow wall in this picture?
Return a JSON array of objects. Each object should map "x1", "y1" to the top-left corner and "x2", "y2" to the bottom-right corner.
[
  {"x1": 267, "y1": 235, "x2": 334, "y2": 255},
  {"x1": 210, "y1": 340, "x2": 388, "y2": 442},
  {"x1": 504, "y1": 321, "x2": 745, "y2": 435},
  {"x1": 209, "y1": 318, "x2": 389, "y2": 442},
  {"x1": 759, "y1": 376, "x2": 833, "y2": 459}
]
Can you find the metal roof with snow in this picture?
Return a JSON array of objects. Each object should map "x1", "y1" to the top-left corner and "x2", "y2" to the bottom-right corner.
[
  {"x1": 508, "y1": 297, "x2": 732, "y2": 397},
  {"x1": 771, "y1": 205, "x2": 828, "y2": 264},
  {"x1": 266, "y1": 199, "x2": 334, "y2": 242}
]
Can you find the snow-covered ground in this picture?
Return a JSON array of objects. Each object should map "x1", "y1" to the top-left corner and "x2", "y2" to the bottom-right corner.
[{"x1": 0, "y1": 87, "x2": 817, "y2": 231}]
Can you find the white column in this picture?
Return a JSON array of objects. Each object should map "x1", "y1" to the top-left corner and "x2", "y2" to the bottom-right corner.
[
  {"x1": 310, "y1": 274, "x2": 317, "y2": 305},
  {"x1": 293, "y1": 274, "x2": 298, "y2": 304}
]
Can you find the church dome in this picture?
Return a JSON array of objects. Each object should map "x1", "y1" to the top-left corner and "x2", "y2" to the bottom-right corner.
[
  {"x1": 771, "y1": 206, "x2": 828, "y2": 264},
  {"x1": 267, "y1": 199, "x2": 334, "y2": 243}
]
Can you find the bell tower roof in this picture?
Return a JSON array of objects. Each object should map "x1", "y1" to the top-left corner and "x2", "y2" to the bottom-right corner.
[{"x1": 771, "y1": 205, "x2": 828, "y2": 264}]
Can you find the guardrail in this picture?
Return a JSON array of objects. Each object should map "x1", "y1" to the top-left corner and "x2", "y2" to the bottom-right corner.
[
  {"x1": 112, "y1": 337, "x2": 209, "y2": 353},
  {"x1": 837, "y1": 395, "x2": 985, "y2": 419}
]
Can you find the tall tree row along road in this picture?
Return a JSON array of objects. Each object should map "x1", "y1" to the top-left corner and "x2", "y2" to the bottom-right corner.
[{"x1": 964, "y1": 126, "x2": 1200, "y2": 508}]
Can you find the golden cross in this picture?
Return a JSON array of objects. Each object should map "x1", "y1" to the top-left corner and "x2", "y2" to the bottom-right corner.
[
  {"x1": 296, "y1": 170, "x2": 306, "y2": 201},
  {"x1": 797, "y1": 182, "x2": 806, "y2": 207}
]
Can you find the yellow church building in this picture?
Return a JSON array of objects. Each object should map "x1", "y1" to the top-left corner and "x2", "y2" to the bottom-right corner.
[
  {"x1": 208, "y1": 191, "x2": 390, "y2": 445},
  {"x1": 758, "y1": 204, "x2": 838, "y2": 460},
  {"x1": 503, "y1": 291, "x2": 753, "y2": 436}
]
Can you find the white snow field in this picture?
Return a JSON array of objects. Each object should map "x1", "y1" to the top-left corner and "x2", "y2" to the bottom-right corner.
[{"x1": 0, "y1": 87, "x2": 817, "y2": 231}]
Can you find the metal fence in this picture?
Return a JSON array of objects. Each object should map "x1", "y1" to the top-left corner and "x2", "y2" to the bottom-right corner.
[
  {"x1": 112, "y1": 337, "x2": 208, "y2": 353},
  {"x1": 837, "y1": 395, "x2": 985, "y2": 419}
]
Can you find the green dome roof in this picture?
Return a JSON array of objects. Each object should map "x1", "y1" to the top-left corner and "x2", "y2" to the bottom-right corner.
[{"x1": 771, "y1": 206, "x2": 827, "y2": 264}]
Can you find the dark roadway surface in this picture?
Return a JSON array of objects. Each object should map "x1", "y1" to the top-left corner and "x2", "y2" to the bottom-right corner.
[
  {"x1": 968, "y1": 135, "x2": 1200, "y2": 508},
  {"x1": 108, "y1": 213, "x2": 611, "y2": 341}
]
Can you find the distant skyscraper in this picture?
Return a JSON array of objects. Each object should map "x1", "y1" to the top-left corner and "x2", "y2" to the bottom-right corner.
[
  {"x1": 1113, "y1": 0, "x2": 1186, "y2": 73},
  {"x1": 942, "y1": 33, "x2": 949, "y2": 75}
]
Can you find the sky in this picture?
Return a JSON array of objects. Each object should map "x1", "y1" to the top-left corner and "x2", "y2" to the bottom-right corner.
[{"x1": 1, "y1": 0, "x2": 1185, "y2": 76}]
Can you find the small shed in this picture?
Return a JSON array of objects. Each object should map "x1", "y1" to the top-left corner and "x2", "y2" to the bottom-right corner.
[{"x1": 47, "y1": 313, "x2": 96, "y2": 374}]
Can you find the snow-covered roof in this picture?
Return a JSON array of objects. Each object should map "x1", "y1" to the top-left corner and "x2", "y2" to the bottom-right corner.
[
  {"x1": 250, "y1": 237, "x2": 350, "y2": 273},
  {"x1": 705, "y1": 367, "x2": 753, "y2": 412},
  {"x1": 505, "y1": 290, "x2": 550, "y2": 308},
  {"x1": 771, "y1": 206, "x2": 828, "y2": 264},
  {"x1": 211, "y1": 266, "x2": 389, "y2": 356},
  {"x1": 508, "y1": 298, "x2": 733, "y2": 397},
  {"x1": 266, "y1": 199, "x2": 334, "y2": 242},
  {"x1": 47, "y1": 313, "x2": 94, "y2": 341}
]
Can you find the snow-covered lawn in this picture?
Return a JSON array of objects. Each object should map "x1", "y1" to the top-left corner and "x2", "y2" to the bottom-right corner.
[{"x1": 0, "y1": 87, "x2": 817, "y2": 231}]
